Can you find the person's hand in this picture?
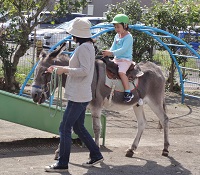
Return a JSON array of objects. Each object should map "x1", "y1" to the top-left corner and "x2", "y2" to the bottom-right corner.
[
  {"x1": 46, "y1": 66, "x2": 55, "y2": 74},
  {"x1": 46, "y1": 66, "x2": 68, "y2": 75},
  {"x1": 102, "y1": 50, "x2": 112, "y2": 57}
]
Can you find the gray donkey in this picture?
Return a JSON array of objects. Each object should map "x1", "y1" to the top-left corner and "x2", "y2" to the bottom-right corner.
[{"x1": 31, "y1": 43, "x2": 169, "y2": 157}]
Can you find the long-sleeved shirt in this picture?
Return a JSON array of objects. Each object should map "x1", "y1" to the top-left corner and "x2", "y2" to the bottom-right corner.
[
  {"x1": 64, "y1": 42, "x2": 95, "y2": 102},
  {"x1": 110, "y1": 33, "x2": 133, "y2": 61}
]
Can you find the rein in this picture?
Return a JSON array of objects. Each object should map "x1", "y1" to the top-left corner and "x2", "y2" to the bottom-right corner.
[{"x1": 49, "y1": 68, "x2": 63, "y2": 117}]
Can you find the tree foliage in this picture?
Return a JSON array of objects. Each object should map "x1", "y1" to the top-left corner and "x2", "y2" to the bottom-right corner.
[
  {"x1": 144, "y1": 0, "x2": 200, "y2": 41},
  {"x1": 0, "y1": 0, "x2": 87, "y2": 92}
]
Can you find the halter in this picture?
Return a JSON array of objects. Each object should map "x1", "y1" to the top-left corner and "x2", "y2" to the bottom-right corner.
[
  {"x1": 32, "y1": 60, "x2": 58, "y2": 99},
  {"x1": 32, "y1": 85, "x2": 42, "y2": 89}
]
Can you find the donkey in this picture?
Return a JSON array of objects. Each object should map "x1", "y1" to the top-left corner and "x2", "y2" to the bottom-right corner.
[{"x1": 31, "y1": 43, "x2": 169, "y2": 157}]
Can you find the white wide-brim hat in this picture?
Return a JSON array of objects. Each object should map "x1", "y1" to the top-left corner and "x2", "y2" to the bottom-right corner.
[{"x1": 66, "y1": 18, "x2": 92, "y2": 38}]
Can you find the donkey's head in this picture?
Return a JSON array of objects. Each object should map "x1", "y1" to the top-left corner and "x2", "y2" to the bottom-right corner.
[{"x1": 31, "y1": 43, "x2": 69, "y2": 104}]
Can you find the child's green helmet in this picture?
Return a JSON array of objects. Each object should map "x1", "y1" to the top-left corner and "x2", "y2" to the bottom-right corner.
[{"x1": 111, "y1": 14, "x2": 129, "y2": 24}]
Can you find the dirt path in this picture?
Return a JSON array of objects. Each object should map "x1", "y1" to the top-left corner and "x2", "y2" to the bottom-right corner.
[{"x1": 0, "y1": 92, "x2": 200, "y2": 175}]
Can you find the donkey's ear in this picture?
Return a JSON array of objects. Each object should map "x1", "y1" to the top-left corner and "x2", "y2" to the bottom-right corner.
[
  {"x1": 48, "y1": 42, "x2": 66, "y2": 60},
  {"x1": 39, "y1": 50, "x2": 47, "y2": 60}
]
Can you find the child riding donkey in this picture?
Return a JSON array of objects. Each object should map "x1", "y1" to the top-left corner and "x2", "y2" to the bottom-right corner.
[{"x1": 102, "y1": 14, "x2": 143, "y2": 102}]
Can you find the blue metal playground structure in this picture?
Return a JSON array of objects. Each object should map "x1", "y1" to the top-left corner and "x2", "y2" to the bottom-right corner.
[{"x1": 19, "y1": 24, "x2": 200, "y2": 103}]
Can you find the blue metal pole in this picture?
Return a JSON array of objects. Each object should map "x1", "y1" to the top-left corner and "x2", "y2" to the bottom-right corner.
[{"x1": 19, "y1": 61, "x2": 39, "y2": 96}]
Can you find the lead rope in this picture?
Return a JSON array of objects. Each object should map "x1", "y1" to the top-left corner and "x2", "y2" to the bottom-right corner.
[{"x1": 49, "y1": 68, "x2": 63, "y2": 117}]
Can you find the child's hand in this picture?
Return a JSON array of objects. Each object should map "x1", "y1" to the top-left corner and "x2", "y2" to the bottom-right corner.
[{"x1": 102, "y1": 50, "x2": 112, "y2": 57}]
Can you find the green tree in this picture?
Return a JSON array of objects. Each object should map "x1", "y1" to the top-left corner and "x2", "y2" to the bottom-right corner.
[
  {"x1": 144, "y1": 0, "x2": 200, "y2": 91},
  {"x1": 0, "y1": 0, "x2": 87, "y2": 92}
]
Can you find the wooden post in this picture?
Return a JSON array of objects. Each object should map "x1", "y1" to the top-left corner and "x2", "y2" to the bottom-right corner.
[{"x1": 36, "y1": 40, "x2": 43, "y2": 62}]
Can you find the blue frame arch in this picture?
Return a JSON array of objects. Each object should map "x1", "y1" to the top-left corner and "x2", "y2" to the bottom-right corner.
[{"x1": 20, "y1": 24, "x2": 200, "y2": 103}]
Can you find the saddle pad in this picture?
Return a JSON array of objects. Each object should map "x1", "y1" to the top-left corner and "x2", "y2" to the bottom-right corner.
[{"x1": 105, "y1": 75, "x2": 139, "y2": 92}]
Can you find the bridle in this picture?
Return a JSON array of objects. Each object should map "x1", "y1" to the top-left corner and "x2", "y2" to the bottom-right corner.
[
  {"x1": 32, "y1": 59, "x2": 59, "y2": 99},
  {"x1": 32, "y1": 72, "x2": 51, "y2": 100}
]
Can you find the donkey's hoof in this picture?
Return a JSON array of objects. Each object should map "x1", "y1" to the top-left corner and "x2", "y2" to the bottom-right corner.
[
  {"x1": 162, "y1": 149, "x2": 169, "y2": 157},
  {"x1": 125, "y1": 149, "x2": 134, "y2": 157}
]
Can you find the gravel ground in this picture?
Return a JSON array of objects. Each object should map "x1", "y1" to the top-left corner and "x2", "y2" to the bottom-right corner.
[{"x1": 0, "y1": 92, "x2": 200, "y2": 175}]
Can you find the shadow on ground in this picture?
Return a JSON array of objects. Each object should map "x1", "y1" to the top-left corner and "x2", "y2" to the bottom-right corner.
[
  {"x1": 76, "y1": 156, "x2": 191, "y2": 175},
  {"x1": 0, "y1": 137, "x2": 112, "y2": 159},
  {"x1": 165, "y1": 92, "x2": 200, "y2": 107}
]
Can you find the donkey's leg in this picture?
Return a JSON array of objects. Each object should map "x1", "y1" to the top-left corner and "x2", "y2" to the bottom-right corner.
[
  {"x1": 89, "y1": 104, "x2": 102, "y2": 147},
  {"x1": 126, "y1": 105, "x2": 146, "y2": 157},
  {"x1": 148, "y1": 101, "x2": 169, "y2": 156}
]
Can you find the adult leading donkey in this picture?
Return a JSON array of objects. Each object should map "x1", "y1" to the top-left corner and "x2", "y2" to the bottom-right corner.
[{"x1": 31, "y1": 44, "x2": 169, "y2": 157}]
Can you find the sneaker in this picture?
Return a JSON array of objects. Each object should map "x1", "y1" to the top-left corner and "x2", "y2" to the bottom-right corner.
[
  {"x1": 45, "y1": 163, "x2": 68, "y2": 172},
  {"x1": 82, "y1": 157, "x2": 104, "y2": 167},
  {"x1": 124, "y1": 92, "x2": 134, "y2": 103}
]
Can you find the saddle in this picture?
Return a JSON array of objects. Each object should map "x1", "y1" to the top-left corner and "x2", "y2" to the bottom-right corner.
[{"x1": 100, "y1": 56, "x2": 144, "y2": 81}]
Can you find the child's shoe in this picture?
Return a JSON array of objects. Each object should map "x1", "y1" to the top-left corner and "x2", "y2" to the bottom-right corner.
[{"x1": 124, "y1": 92, "x2": 134, "y2": 102}]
